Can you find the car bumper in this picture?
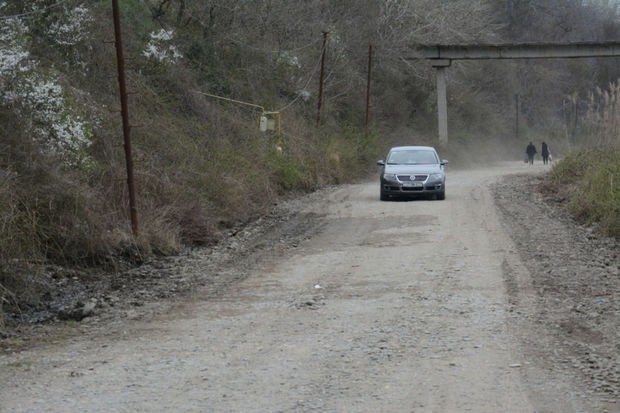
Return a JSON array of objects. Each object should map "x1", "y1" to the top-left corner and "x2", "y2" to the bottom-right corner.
[{"x1": 380, "y1": 181, "x2": 444, "y2": 197}]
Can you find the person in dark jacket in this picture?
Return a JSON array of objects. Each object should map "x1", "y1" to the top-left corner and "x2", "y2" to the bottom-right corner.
[
  {"x1": 526, "y1": 142, "x2": 536, "y2": 165},
  {"x1": 541, "y1": 141, "x2": 550, "y2": 164}
]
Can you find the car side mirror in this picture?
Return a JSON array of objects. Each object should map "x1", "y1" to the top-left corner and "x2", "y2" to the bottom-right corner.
[
  {"x1": 441, "y1": 160, "x2": 449, "y2": 166},
  {"x1": 377, "y1": 160, "x2": 385, "y2": 166}
]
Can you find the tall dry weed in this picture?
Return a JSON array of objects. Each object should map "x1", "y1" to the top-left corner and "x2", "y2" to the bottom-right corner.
[
  {"x1": 0, "y1": 170, "x2": 19, "y2": 327},
  {"x1": 584, "y1": 82, "x2": 620, "y2": 147},
  {"x1": 0, "y1": 170, "x2": 21, "y2": 267}
]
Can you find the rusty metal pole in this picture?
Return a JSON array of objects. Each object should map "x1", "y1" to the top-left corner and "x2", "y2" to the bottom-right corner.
[
  {"x1": 365, "y1": 44, "x2": 372, "y2": 131},
  {"x1": 111, "y1": 0, "x2": 138, "y2": 236},
  {"x1": 316, "y1": 31, "x2": 328, "y2": 126}
]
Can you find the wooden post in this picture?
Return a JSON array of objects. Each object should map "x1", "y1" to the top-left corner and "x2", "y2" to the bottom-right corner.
[
  {"x1": 515, "y1": 94, "x2": 520, "y2": 140},
  {"x1": 112, "y1": 0, "x2": 138, "y2": 236},
  {"x1": 365, "y1": 44, "x2": 373, "y2": 131},
  {"x1": 316, "y1": 31, "x2": 328, "y2": 126}
]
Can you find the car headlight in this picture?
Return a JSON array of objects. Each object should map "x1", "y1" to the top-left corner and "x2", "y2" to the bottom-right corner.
[
  {"x1": 427, "y1": 173, "x2": 443, "y2": 182},
  {"x1": 382, "y1": 173, "x2": 397, "y2": 182}
]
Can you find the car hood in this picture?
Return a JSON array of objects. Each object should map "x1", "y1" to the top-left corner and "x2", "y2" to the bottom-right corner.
[{"x1": 383, "y1": 164, "x2": 444, "y2": 174}]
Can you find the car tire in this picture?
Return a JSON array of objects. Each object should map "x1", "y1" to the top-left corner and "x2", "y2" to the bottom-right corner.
[{"x1": 436, "y1": 190, "x2": 445, "y2": 200}]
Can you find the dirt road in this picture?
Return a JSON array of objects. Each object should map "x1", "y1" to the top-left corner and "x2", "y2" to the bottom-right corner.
[{"x1": 1, "y1": 162, "x2": 617, "y2": 412}]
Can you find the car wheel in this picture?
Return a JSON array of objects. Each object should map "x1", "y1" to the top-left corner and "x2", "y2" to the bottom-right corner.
[{"x1": 436, "y1": 190, "x2": 445, "y2": 200}]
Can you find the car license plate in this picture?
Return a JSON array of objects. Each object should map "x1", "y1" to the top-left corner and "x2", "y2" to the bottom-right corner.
[{"x1": 403, "y1": 182, "x2": 422, "y2": 188}]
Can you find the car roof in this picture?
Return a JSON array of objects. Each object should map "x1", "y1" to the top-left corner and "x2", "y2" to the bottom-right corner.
[{"x1": 388, "y1": 146, "x2": 437, "y2": 151}]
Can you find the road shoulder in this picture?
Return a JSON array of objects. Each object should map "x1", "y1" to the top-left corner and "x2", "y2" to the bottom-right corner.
[{"x1": 492, "y1": 172, "x2": 620, "y2": 408}]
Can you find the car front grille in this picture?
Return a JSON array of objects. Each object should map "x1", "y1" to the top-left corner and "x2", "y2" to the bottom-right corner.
[{"x1": 397, "y1": 174, "x2": 428, "y2": 182}]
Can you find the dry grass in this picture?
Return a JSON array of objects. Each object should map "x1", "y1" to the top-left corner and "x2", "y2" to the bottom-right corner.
[
  {"x1": 0, "y1": 98, "x2": 381, "y2": 299},
  {"x1": 583, "y1": 82, "x2": 620, "y2": 147},
  {"x1": 550, "y1": 149, "x2": 620, "y2": 236},
  {"x1": 0, "y1": 3, "x2": 387, "y2": 323}
]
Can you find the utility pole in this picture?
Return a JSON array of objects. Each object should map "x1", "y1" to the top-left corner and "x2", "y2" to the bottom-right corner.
[
  {"x1": 515, "y1": 94, "x2": 520, "y2": 140},
  {"x1": 316, "y1": 31, "x2": 328, "y2": 126},
  {"x1": 112, "y1": 0, "x2": 138, "y2": 237},
  {"x1": 573, "y1": 98, "x2": 578, "y2": 141},
  {"x1": 365, "y1": 44, "x2": 372, "y2": 131}
]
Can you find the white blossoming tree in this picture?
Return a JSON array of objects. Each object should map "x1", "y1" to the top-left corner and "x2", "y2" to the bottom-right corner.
[
  {"x1": 47, "y1": 4, "x2": 93, "y2": 46},
  {"x1": 143, "y1": 29, "x2": 183, "y2": 64},
  {"x1": 0, "y1": 2, "x2": 94, "y2": 168}
]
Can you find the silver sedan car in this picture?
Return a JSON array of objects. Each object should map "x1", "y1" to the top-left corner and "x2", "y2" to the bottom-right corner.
[{"x1": 377, "y1": 146, "x2": 448, "y2": 201}]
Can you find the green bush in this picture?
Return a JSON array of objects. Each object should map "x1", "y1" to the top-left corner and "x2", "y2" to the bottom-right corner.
[
  {"x1": 319, "y1": 126, "x2": 380, "y2": 184},
  {"x1": 269, "y1": 150, "x2": 313, "y2": 192},
  {"x1": 550, "y1": 148, "x2": 620, "y2": 236}
]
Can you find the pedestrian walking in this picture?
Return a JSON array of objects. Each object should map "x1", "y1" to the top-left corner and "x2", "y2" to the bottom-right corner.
[
  {"x1": 541, "y1": 141, "x2": 550, "y2": 164},
  {"x1": 526, "y1": 142, "x2": 536, "y2": 165}
]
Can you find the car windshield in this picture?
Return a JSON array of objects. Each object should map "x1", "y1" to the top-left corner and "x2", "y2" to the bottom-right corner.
[{"x1": 387, "y1": 150, "x2": 438, "y2": 165}]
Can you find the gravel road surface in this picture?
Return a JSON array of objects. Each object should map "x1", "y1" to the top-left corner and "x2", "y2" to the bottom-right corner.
[{"x1": 1, "y1": 162, "x2": 618, "y2": 412}]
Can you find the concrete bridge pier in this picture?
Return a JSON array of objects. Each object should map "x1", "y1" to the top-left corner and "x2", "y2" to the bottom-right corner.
[
  {"x1": 414, "y1": 41, "x2": 620, "y2": 147},
  {"x1": 433, "y1": 59, "x2": 451, "y2": 147}
]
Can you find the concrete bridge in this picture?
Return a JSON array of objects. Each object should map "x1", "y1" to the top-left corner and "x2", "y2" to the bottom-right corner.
[{"x1": 410, "y1": 42, "x2": 620, "y2": 145}]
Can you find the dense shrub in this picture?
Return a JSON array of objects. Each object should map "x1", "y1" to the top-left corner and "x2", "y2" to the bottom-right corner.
[{"x1": 550, "y1": 149, "x2": 620, "y2": 236}]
